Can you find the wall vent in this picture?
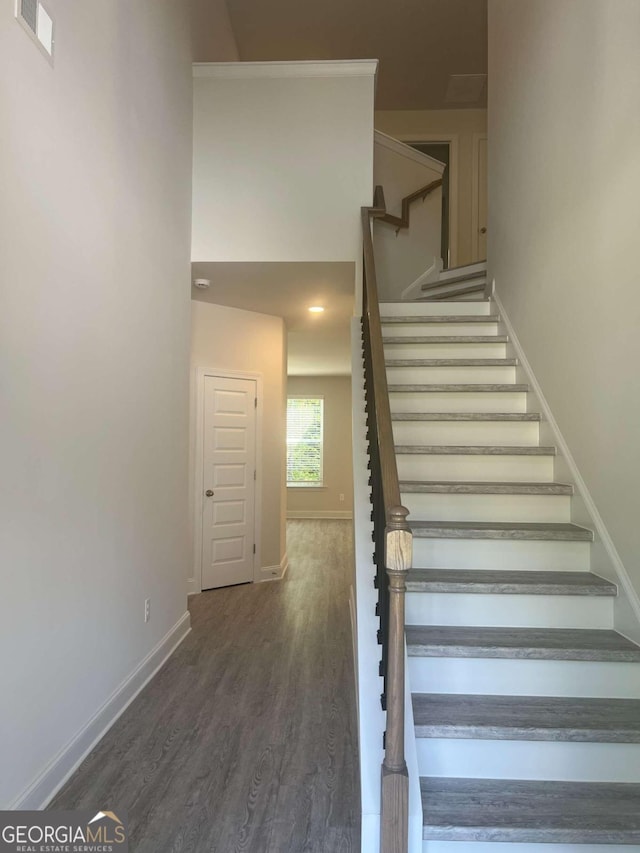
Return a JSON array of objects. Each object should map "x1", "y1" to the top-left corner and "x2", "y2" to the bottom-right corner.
[
  {"x1": 444, "y1": 74, "x2": 487, "y2": 105},
  {"x1": 19, "y1": 0, "x2": 38, "y2": 33},
  {"x1": 16, "y1": 0, "x2": 54, "y2": 58}
]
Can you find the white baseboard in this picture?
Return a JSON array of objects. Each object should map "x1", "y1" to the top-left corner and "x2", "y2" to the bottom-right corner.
[
  {"x1": 11, "y1": 611, "x2": 192, "y2": 810},
  {"x1": 286, "y1": 510, "x2": 353, "y2": 519},
  {"x1": 258, "y1": 552, "x2": 289, "y2": 582},
  {"x1": 186, "y1": 577, "x2": 199, "y2": 596},
  {"x1": 401, "y1": 255, "x2": 442, "y2": 301},
  {"x1": 494, "y1": 290, "x2": 640, "y2": 645}
]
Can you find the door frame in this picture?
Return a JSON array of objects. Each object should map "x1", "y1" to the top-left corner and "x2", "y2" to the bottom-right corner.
[
  {"x1": 193, "y1": 366, "x2": 263, "y2": 593},
  {"x1": 398, "y1": 133, "x2": 460, "y2": 268},
  {"x1": 471, "y1": 133, "x2": 488, "y2": 262}
]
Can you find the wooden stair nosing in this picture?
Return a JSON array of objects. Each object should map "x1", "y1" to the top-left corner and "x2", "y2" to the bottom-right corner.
[
  {"x1": 392, "y1": 412, "x2": 540, "y2": 422},
  {"x1": 412, "y1": 693, "x2": 640, "y2": 742},
  {"x1": 382, "y1": 335, "x2": 509, "y2": 344},
  {"x1": 380, "y1": 314, "x2": 500, "y2": 324},
  {"x1": 400, "y1": 480, "x2": 572, "y2": 495},
  {"x1": 409, "y1": 520, "x2": 593, "y2": 542},
  {"x1": 395, "y1": 444, "x2": 556, "y2": 456},
  {"x1": 385, "y1": 357, "x2": 518, "y2": 367},
  {"x1": 406, "y1": 625, "x2": 640, "y2": 661},
  {"x1": 405, "y1": 568, "x2": 617, "y2": 596},
  {"x1": 388, "y1": 383, "x2": 528, "y2": 393},
  {"x1": 420, "y1": 283, "x2": 487, "y2": 301},
  {"x1": 421, "y1": 270, "x2": 487, "y2": 290},
  {"x1": 421, "y1": 777, "x2": 640, "y2": 843}
]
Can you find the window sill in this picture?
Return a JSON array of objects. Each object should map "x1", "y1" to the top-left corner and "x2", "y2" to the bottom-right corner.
[{"x1": 287, "y1": 484, "x2": 326, "y2": 489}]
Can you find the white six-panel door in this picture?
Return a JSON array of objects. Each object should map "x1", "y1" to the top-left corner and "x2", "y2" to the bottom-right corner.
[{"x1": 202, "y1": 375, "x2": 256, "y2": 590}]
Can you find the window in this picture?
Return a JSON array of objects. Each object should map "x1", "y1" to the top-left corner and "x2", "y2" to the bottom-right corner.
[{"x1": 286, "y1": 397, "x2": 323, "y2": 486}]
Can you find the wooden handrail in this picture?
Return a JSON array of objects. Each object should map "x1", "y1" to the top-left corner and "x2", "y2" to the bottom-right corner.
[
  {"x1": 361, "y1": 188, "x2": 413, "y2": 853},
  {"x1": 376, "y1": 178, "x2": 442, "y2": 231}
]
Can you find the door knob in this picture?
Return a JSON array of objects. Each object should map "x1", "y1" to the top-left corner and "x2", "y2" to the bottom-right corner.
[
  {"x1": 205, "y1": 489, "x2": 214, "y2": 497},
  {"x1": 480, "y1": 226, "x2": 487, "y2": 234}
]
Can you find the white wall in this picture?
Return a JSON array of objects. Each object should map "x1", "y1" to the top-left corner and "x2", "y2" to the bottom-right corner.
[
  {"x1": 0, "y1": 0, "x2": 193, "y2": 808},
  {"x1": 190, "y1": 300, "x2": 287, "y2": 585},
  {"x1": 488, "y1": 0, "x2": 640, "y2": 611},
  {"x1": 191, "y1": 61, "x2": 376, "y2": 286},
  {"x1": 373, "y1": 132, "x2": 444, "y2": 301},
  {"x1": 286, "y1": 376, "x2": 353, "y2": 518},
  {"x1": 375, "y1": 109, "x2": 488, "y2": 266}
]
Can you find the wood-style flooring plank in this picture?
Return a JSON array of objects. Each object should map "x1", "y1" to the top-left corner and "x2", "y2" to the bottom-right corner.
[{"x1": 50, "y1": 519, "x2": 360, "y2": 853}]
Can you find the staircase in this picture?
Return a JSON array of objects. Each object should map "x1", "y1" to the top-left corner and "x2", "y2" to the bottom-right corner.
[
  {"x1": 380, "y1": 295, "x2": 640, "y2": 850},
  {"x1": 418, "y1": 261, "x2": 488, "y2": 302}
]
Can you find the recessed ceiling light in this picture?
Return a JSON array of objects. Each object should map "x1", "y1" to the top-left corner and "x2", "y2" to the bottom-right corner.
[{"x1": 308, "y1": 306, "x2": 325, "y2": 313}]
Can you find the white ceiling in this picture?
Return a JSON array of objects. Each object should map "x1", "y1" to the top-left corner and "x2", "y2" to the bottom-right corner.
[
  {"x1": 223, "y1": 0, "x2": 487, "y2": 110},
  {"x1": 191, "y1": 261, "x2": 355, "y2": 375}
]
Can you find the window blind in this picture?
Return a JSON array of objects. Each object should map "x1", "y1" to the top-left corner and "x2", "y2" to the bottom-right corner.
[{"x1": 286, "y1": 397, "x2": 323, "y2": 485}]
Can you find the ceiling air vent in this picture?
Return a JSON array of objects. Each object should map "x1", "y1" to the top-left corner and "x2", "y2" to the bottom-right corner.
[
  {"x1": 444, "y1": 74, "x2": 487, "y2": 105},
  {"x1": 16, "y1": 0, "x2": 54, "y2": 58}
]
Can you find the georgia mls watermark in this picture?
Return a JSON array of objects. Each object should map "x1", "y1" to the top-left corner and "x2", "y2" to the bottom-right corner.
[{"x1": 0, "y1": 811, "x2": 128, "y2": 853}]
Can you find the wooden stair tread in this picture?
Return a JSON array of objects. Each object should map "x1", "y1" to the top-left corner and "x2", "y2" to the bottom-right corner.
[
  {"x1": 396, "y1": 444, "x2": 555, "y2": 455},
  {"x1": 419, "y1": 283, "x2": 487, "y2": 301},
  {"x1": 385, "y1": 357, "x2": 517, "y2": 366},
  {"x1": 409, "y1": 521, "x2": 593, "y2": 541},
  {"x1": 380, "y1": 314, "x2": 500, "y2": 324},
  {"x1": 382, "y1": 335, "x2": 509, "y2": 344},
  {"x1": 406, "y1": 625, "x2": 640, "y2": 661},
  {"x1": 413, "y1": 694, "x2": 640, "y2": 742},
  {"x1": 405, "y1": 568, "x2": 616, "y2": 596},
  {"x1": 421, "y1": 269, "x2": 487, "y2": 289},
  {"x1": 388, "y1": 383, "x2": 528, "y2": 392},
  {"x1": 400, "y1": 480, "x2": 572, "y2": 494},
  {"x1": 421, "y1": 777, "x2": 640, "y2": 842},
  {"x1": 392, "y1": 412, "x2": 540, "y2": 421}
]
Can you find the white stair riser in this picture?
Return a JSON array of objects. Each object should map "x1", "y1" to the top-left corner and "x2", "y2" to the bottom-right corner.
[
  {"x1": 386, "y1": 365, "x2": 517, "y2": 385},
  {"x1": 380, "y1": 301, "x2": 491, "y2": 317},
  {"x1": 390, "y1": 391, "x2": 527, "y2": 414},
  {"x1": 382, "y1": 322, "x2": 499, "y2": 337},
  {"x1": 424, "y1": 841, "x2": 636, "y2": 853},
  {"x1": 384, "y1": 342, "x2": 507, "y2": 359},
  {"x1": 403, "y1": 492, "x2": 570, "y2": 524},
  {"x1": 406, "y1": 593, "x2": 613, "y2": 629},
  {"x1": 417, "y1": 738, "x2": 640, "y2": 783},
  {"x1": 408, "y1": 657, "x2": 640, "y2": 699},
  {"x1": 398, "y1": 455, "x2": 554, "y2": 483},
  {"x1": 412, "y1": 538, "x2": 590, "y2": 571},
  {"x1": 393, "y1": 420, "x2": 539, "y2": 446}
]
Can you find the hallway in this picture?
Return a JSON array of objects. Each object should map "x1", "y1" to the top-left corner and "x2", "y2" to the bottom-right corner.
[{"x1": 51, "y1": 520, "x2": 360, "y2": 852}]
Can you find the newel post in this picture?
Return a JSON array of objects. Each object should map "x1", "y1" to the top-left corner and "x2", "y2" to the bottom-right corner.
[{"x1": 380, "y1": 505, "x2": 412, "y2": 853}]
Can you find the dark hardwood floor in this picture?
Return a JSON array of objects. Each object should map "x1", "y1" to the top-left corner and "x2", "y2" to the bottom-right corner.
[{"x1": 51, "y1": 520, "x2": 361, "y2": 852}]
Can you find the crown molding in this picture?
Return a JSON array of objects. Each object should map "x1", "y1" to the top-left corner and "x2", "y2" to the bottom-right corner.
[{"x1": 193, "y1": 60, "x2": 379, "y2": 81}]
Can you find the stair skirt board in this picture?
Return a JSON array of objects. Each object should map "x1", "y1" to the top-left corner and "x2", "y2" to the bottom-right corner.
[
  {"x1": 407, "y1": 657, "x2": 640, "y2": 699},
  {"x1": 416, "y1": 739, "x2": 640, "y2": 783},
  {"x1": 412, "y1": 538, "x2": 591, "y2": 571},
  {"x1": 393, "y1": 419, "x2": 540, "y2": 445},
  {"x1": 405, "y1": 593, "x2": 613, "y2": 629}
]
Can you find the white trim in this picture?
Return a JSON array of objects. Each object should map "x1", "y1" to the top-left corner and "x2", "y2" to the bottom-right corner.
[
  {"x1": 374, "y1": 130, "x2": 445, "y2": 175},
  {"x1": 287, "y1": 510, "x2": 353, "y2": 520},
  {"x1": 471, "y1": 132, "x2": 488, "y2": 262},
  {"x1": 193, "y1": 60, "x2": 379, "y2": 80},
  {"x1": 193, "y1": 367, "x2": 263, "y2": 592},
  {"x1": 400, "y1": 256, "x2": 442, "y2": 302},
  {"x1": 396, "y1": 133, "x2": 460, "y2": 268},
  {"x1": 11, "y1": 612, "x2": 191, "y2": 810},
  {"x1": 258, "y1": 552, "x2": 289, "y2": 582},
  {"x1": 494, "y1": 290, "x2": 640, "y2": 645}
]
